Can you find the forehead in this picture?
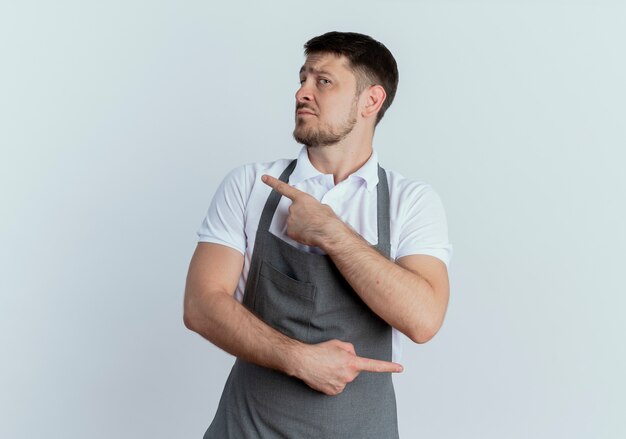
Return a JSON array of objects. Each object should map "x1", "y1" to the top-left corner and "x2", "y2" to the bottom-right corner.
[{"x1": 299, "y1": 52, "x2": 354, "y2": 79}]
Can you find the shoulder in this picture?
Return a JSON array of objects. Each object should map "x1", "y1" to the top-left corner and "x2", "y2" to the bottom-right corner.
[
  {"x1": 218, "y1": 157, "x2": 295, "y2": 193},
  {"x1": 383, "y1": 167, "x2": 449, "y2": 238},
  {"x1": 197, "y1": 156, "x2": 296, "y2": 245},
  {"x1": 244, "y1": 157, "x2": 296, "y2": 181},
  {"x1": 212, "y1": 157, "x2": 296, "y2": 214},
  {"x1": 226, "y1": 157, "x2": 295, "y2": 181},
  {"x1": 383, "y1": 168, "x2": 441, "y2": 207},
  {"x1": 383, "y1": 168, "x2": 452, "y2": 265}
]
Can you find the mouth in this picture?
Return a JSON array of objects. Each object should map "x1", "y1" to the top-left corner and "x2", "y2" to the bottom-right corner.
[{"x1": 296, "y1": 106, "x2": 317, "y2": 116}]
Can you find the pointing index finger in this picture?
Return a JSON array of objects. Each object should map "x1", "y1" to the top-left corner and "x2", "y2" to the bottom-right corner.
[
  {"x1": 262, "y1": 174, "x2": 302, "y2": 200},
  {"x1": 355, "y1": 356, "x2": 404, "y2": 374}
]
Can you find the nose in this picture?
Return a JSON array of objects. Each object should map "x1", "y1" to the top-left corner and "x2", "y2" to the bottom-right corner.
[{"x1": 295, "y1": 81, "x2": 313, "y2": 103}]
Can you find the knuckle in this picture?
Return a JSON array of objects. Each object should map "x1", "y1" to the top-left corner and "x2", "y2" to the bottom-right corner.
[{"x1": 329, "y1": 383, "x2": 341, "y2": 395}]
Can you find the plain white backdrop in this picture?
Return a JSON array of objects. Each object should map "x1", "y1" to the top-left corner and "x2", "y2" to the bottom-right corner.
[{"x1": 1, "y1": 1, "x2": 624, "y2": 438}]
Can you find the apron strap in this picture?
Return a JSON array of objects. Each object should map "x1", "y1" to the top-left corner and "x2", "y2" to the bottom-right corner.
[
  {"x1": 376, "y1": 165, "x2": 391, "y2": 259},
  {"x1": 257, "y1": 159, "x2": 298, "y2": 233},
  {"x1": 242, "y1": 159, "x2": 298, "y2": 310}
]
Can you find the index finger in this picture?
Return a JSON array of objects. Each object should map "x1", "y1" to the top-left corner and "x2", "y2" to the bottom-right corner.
[
  {"x1": 262, "y1": 174, "x2": 303, "y2": 200},
  {"x1": 355, "y1": 356, "x2": 404, "y2": 373}
]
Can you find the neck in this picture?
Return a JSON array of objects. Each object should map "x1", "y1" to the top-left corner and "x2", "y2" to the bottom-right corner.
[{"x1": 306, "y1": 129, "x2": 374, "y2": 185}]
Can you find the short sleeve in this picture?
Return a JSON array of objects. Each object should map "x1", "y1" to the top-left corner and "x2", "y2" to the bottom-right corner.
[
  {"x1": 395, "y1": 183, "x2": 453, "y2": 267},
  {"x1": 196, "y1": 165, "x2": 251, "y2": 255}
]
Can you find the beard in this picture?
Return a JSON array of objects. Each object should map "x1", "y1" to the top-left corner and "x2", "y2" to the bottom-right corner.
[{"x1": 292, "y1": 103, "x2": 358, "y2": 148}]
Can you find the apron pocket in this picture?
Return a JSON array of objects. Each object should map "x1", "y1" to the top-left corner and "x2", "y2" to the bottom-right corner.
[{"x1": 255, "y1": 260, "x2": 316, "y2": 343}]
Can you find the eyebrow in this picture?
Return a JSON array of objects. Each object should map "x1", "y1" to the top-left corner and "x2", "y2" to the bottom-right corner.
[{"x1": 298, "y1": 66, "x2": 336, "y2": 78}]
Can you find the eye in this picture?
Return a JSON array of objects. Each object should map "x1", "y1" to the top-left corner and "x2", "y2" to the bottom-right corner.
[{"x1": 318, "y1": 78, "x2": 331, "y2": 85}]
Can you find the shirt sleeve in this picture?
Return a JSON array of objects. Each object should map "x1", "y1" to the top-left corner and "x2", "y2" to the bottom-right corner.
[
  {"x1": 196, "y1": 165, "x2": 250, "y2": 255},
  {"x1": 395, "y1": 183, "x2": 453, "y2": 267}
]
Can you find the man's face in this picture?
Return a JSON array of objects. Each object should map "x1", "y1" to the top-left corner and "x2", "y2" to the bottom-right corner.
[{"x1": 293, "y1": 53, "x2": 362, "y2": 147}]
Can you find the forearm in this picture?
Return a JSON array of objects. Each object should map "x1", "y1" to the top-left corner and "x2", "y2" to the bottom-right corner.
[
  {"x1": 185, "y1": 289, "x2": 403, "y2": 395},
  {"x1": 184, "y1": 290, "x2": 303, "y2": 375},
  {"x1": 183, "y1": 242, "x2": 404, "y2": 396},
  {"x1": 323, "y1": 224, "x2": 441, "y2": 343}
]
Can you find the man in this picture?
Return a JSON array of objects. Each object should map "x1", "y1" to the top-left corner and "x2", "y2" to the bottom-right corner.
[{"x1": 184, "y1": 31, "x2": 452, "y2": 438}]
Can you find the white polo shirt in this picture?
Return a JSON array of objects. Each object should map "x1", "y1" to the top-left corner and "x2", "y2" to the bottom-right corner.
[{"x1": 197, "y1": 146, "x2": 453, "y2": 362}]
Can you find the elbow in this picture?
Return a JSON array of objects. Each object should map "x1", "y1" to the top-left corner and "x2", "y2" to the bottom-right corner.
[
  {"x1": 183, "y1": 311, "x2": 196, "y2": 331},
  {"x1": 406, "y1": 291, "x2": 448, "y2": 344},
  {"x1": 407, "y1": 329, "x2": 434, "y2": 345},
  {"x1": 182, "y1": 289, "x2": 221, "y2": 333},
  {"x1": 183, "y1": 285, "x2": 231, "y2": 335},
  {"x1": 183, "y1": 293, "x2": 201, "y2": 332},
  {"x1": 406, "y1": 321, "x2": 442, "y2": 344},
  {"x1": 409, "y1": 334, "x2": 427, "y2": 344}
]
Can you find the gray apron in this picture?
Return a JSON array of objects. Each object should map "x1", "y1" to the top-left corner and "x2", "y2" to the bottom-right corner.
[{"x1": 204, "y1": 159, "x2": 399, "y2": 439}]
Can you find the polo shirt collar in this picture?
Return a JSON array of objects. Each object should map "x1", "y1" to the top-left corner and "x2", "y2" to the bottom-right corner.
[{"x1": 289, "y1": 146, "x2": 380, "y2": 191}]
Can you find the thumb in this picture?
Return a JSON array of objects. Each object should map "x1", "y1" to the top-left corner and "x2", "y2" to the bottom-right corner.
[{"x1": 333, "y1": 340, "x2": 356, "y2": 355}]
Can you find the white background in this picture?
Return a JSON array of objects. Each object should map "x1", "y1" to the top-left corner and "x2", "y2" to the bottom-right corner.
[{"x1": 1, "y1": 1, "x2": 624, "y2": 437}]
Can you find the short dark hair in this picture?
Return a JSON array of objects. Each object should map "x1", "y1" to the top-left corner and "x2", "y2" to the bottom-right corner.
[{"x1": 304, "y1": 31, "x2": 399, "y2": 126}]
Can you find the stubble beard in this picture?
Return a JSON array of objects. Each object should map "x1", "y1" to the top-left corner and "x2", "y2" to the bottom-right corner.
[{"x1": 292, "y1": 102, "x2": 358, "y2": 148}]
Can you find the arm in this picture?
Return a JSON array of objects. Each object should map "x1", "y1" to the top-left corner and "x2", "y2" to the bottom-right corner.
[
  {"x1": 262, "y1": 175, "x2": 450, "y2": 344},
  {"x1": 323, "y1": 230, "x2": 449, "y2": 344},
  {"x1": 183, "y1": 242, "x2": 403, "y2": 395},
  {"x1": 183, "y1": 242, "x2": 301, "y2": 373}
]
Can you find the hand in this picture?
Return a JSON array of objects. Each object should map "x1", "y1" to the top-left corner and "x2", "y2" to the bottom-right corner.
[
  {"x1": 291, "y1": 339, "x2": 403, "y2": 396},
  {"x1": 262, "y1": 174, "x2": 345, "y2": 248}
]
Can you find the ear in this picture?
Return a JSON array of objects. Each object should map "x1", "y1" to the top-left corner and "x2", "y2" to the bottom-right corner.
[{"x1": 361, "y1": 85, "x2": 386, "y2": 120}]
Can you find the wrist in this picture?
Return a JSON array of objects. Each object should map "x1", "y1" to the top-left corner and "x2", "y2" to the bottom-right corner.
[
  {"x1": 322, "y1": 219, "x2": 362, "y2": 256},
  {"x1": 279, "y1": 339, "x2": 308, "y2": 379},
  {"x1": 319, "y1": 218, "x2": 352, "y2": 254}
]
